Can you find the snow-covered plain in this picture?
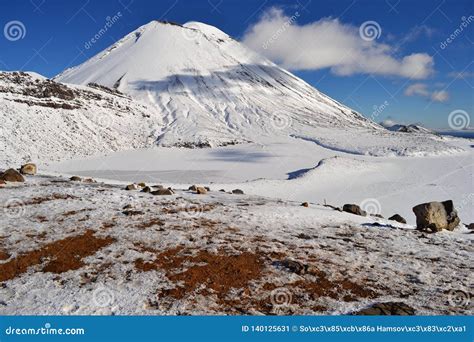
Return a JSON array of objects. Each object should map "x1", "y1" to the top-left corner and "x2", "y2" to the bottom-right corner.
[{"x1": 46, "y1": 135, "x2": 474, "y2": 225}]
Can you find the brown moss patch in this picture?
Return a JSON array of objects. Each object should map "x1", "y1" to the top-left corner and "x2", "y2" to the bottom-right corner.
[
  {"x1": 0, "y1": 230, "x2": 115, "y2": 281},
  {"x1": 6, "y1": 194, "x2": 77, "y2": 208},
  {"x1": 0, "y1": 249, "x2": 11, "y2": 261},
  {"x1": 135, "y1": 247, "x2": 265, "y2": 300},
  {"x1": 136, "y1": 218, "x2": 165, "y2": 229}
]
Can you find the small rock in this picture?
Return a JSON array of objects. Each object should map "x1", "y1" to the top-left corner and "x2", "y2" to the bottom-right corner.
[
  {"x1": 468, "y1": 223, "x2": 474, "y2": 230},
  {"x1": 412, "y1": 200, "x2": 460, "y2": 232},
  {"x1": 301, "y1": 202, "x2": 309, "y2": 207},
  {"x1": 125, "y1": 183, "x2": 140, "y2": 191},
  {"x1": 0, "y1": 169, "x2": 25, "y2": 182},
  {"x1": 204, "y1": 186, "x2": 211, "y2": 192},
  {"x1": 388, "y1": 214, "x2": 407, "y2": 224},
  {"x1": 232, "y1": 189, "x2": 244, "y2": 195},
  {"x1": 372, "y1": 213, "x2": 384, "y2": 219},
  {"x1": 219, "y1": 189, "x2": 226, "y2": 192},
  {"x1": 151, "y1": 188, "x2": 174, "y2": 196},
  {"x1": 296, "y1": 233, "x2": 312, "y2": 240},
  {"x1": 188, "y1": 185, "x2": 197, "y2": 191},
  {"x1": 277, "y1": 259, "x2": 307, "y2": 275},
  {"x1": 141, "y1": 186, "x2": 153, "y2": 193},
  {"x1": 70, "y1": 176, "x2": 82, "y2": 182},
  {"x1": 83, "y1": 178, "x2": 96, "y2": 183},
  {"x1": 123, "y1": 204, "x2": 133, "y2": 209},
  {"x1": 196, "y1": 187, "x2": 207, "y2": 194},
  {"x1": 352, "y1": 302, "x2": 415, "y2": 315},
  {"x1": 138, "y1": 182, "x2": 146, "y2": 188},
  {"x1": 342, "y1": 204, "x2": 366, "y2": 216},
  {"x1": 20, "y1": 163, "x2": 37, "y2": 175},
  {"x1": 122, "y1": 210, "x2": 144, "y2": 216}
]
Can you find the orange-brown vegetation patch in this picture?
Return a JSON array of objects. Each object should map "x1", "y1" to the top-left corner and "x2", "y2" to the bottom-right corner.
[
  {"x1": 5, "y1": 193, "x2": 76, "y2": 208},
  {"x1": 136, "y1": 218, "x2": 165, "y2": 229},
  {"x1": 0, "y1": 249, "x2": 11, "y2": 261},
  {"x1": 0, "y1": 230, "x2": 115, "y2": 281},
  {"x1": 62, "y1": 208, "x2": 93, "y2": 217},
  {"x1": 135, "y1": 247, "x2": 265, "y2": 300}
]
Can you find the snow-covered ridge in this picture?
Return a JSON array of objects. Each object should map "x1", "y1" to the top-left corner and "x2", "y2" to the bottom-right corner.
[{"x1": 0, "y1": 72, "x2": 161, "y2": 167}]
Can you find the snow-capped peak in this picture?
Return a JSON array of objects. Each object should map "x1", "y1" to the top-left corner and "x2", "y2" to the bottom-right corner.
[{"x1": 54, "y1": 20, "x2": 459, "y2": 155}]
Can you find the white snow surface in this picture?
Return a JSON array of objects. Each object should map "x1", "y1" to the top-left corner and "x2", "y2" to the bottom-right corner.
[
  {"x1": 55, "y1": 20, "x2": 459, "y2": 156},
  {"x1": 46, "y1": 136, "x2": 474, "y2": 225}
]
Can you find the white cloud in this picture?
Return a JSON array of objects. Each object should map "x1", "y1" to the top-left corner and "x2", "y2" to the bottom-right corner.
[
  {"x1": 404, "y1": 83, "x2": 449, "y2": 103},
  {"x1": 242, "y1": 8, "x2": 434, "y2": 79},
  {"x1": 430, "y1": 90, "x2": 449, "y2": 102},
  {"x1": 404, "y1": 83, "x2": 430, "y2": 97}
]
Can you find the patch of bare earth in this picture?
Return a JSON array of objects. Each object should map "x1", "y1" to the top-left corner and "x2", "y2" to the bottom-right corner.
[{"x1": 0, "y1": 230, "x2": 115, "y2": 282}]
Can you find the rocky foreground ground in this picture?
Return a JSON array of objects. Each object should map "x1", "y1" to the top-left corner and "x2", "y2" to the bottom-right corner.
[{"x1": 0, "y1": 172, "x2": 472, "y2": 315}]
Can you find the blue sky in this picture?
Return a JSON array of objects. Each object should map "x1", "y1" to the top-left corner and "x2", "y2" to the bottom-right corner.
[{"x1": 0, "y1": 0, "x2": 472, "y2": 129}]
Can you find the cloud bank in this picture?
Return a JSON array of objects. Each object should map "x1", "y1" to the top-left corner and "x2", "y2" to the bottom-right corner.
[
  {"x1": 242, "y1": 8, "x2": 434, "y2": 79},
  {"x1": 404, "y1": 83, "x2": 449, "y2": 102}
]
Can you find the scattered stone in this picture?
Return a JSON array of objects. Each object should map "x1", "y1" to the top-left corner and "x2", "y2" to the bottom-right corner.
[
  {"x1": 122, "y1": 210, "x2": 144, "y2": 216},
  {"x1": 412, "y1": 200, "x2": 460, "y2": 232},
  {"x1": 352, "y1": 302, "x2": 415, "y2": 315},
  {"x1": 20, "y1": 163, "x2": 37, "y2": 175},
  {"x1": 188, "y1": 185, "x2": 197, "y2": 191},
  {"x1": 388, "y1": 214, "x2": 407, "y2": 224},
  {"x1": 342, "y1": 204, "x2": 367, "y2": 216},
  {"x1": 70, "y1": 176, "x2": 82, "y2": 182},
  {"x1": 82, "y1": 178, "x2": 96, "y2": 183},
  {"x1": 301, "y1": 202, "x2": 309, "y2": 207},
  {"x1": 125, "y1": 183, "x2": 140, "y2": 191},
  {"x1": 138, "y1": 182, "x2": 146, "y2": 188},
  {"x1": 0, "y1": 169, "x2": 25, "y2": 182},
  {"x1": 276, "y1": 259, "x2": 307, "y2": 275},
  {"x1": 372, "y1": 214, "x2": 384, "y2": 219},
  {"x1": 196, "y1": 187, "x2": 207, "y2": 195},
  {"x1": 204, "y1": 186, "x2": 210, "y2": 192},
  {"x1": 468, "y1": 223, "x2": 474, "y2": 230},
  {"x1": 151, "y1": 188, "x2": 174, "y2": 196},
  {"x1": 232, "y1": 189, "x2": 244, "y2": 195},
  {"x1": 219, "y1": 189, "x2": 226, "y2": 192},
  {"x1": 296, "y1": 233, "x2": 312, "y2": 240}
]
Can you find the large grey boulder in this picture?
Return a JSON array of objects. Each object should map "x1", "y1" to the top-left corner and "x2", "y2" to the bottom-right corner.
[
  {"x1": 412, "y1": 200, "x2": 460, "y2": 232},
  {"x1": 20, "y1": 163, "x2": 37, "y2": 175},
  {"x1": 0, "y1": 169, "x2": 25, "y2": 182},
  {"x1": 342, "y1": 204, "x2": 367, "y2": 216}
]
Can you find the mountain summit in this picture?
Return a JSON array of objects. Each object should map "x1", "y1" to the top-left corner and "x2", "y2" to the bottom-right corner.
[
  {"x1": 55, "y1": 21, "x2": 377, "y2": 145},
  {"x1": 55, "y1": 20, "x2": 455, "y2": 155}
]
